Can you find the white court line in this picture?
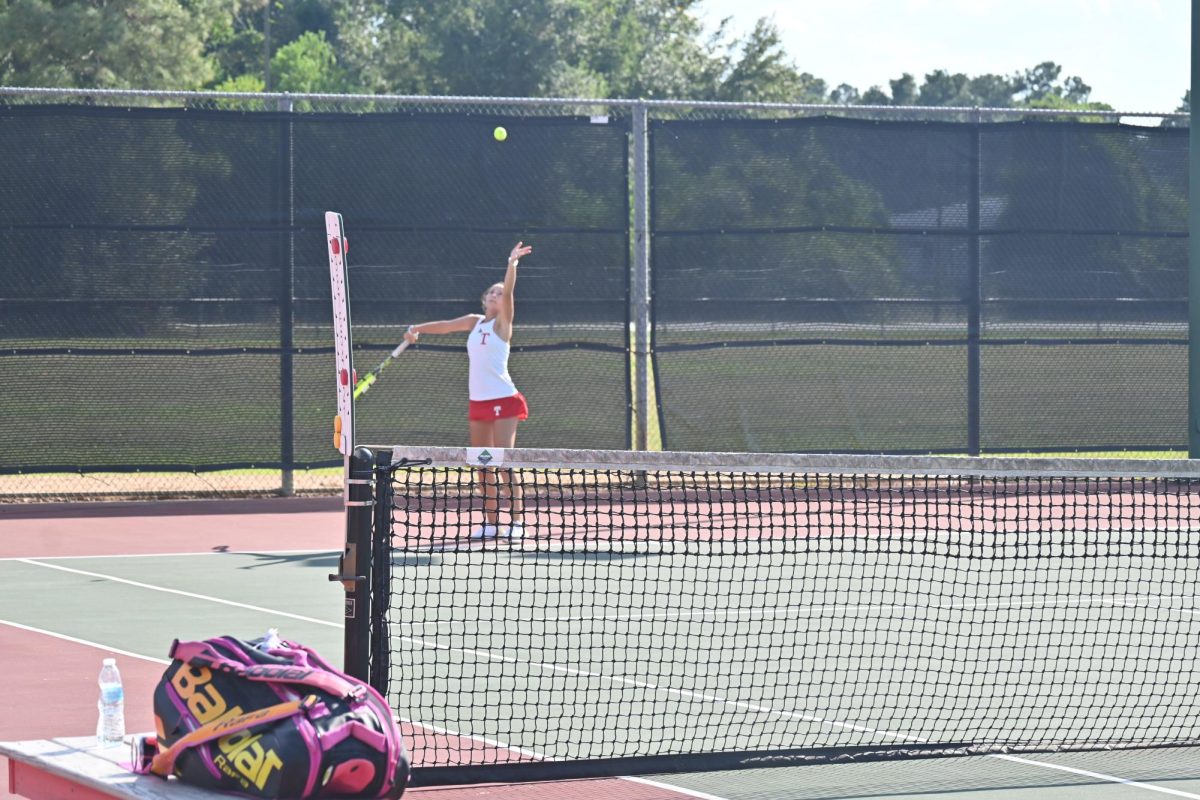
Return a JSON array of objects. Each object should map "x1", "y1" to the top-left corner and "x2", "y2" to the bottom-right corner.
[
  {"x1": 618, "y1": 777, "x2": 732, "y2": 800},
  {"x1": 397, "y1": 719, "x2": 731, "y2": 800},
  {"x1": 0, "y1": 619, "x2": 170, "y2": 664},
  {"x1": 16, "y1": 559, "x2": 340, "y2": 628},
  {"x1": 391, "y1": 604, "x2": 1200, "y2": 795},
  {"x1": 2, "y1": 622, "x2": 732, "y2": 800},
  {"x1": 0, "y1": 549, "x2": 338, "y2": 562},
  {"x1": 14, "y1": 559, "x2": 1191, "y2": 797},
  {"x1": 0, "y1": 560, "x2": 734, "y2": 797},
  {"x1": 9, "y1": 606, "x2": 1176, "y2": 800},
  {"x1": 396, "y1": 592, "x2": 1200, "y2": 632},
  {"x1": 392, "y1": 630, "x2": 926, "y2": 743},
  {"x1": 397, "y1": 717, "x2": 544, "y2": 761},
  {"x1": 992, "y1": 754, "x2": 1200, "y2": 799}
]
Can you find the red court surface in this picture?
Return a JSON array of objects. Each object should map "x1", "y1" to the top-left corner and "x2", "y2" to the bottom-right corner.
[
  {"x1": 0, "y1": 497, "x2": 706, "y2": 800},
  {"x1": 0, "y1": 497, "x2": 343, "y2": 558}
]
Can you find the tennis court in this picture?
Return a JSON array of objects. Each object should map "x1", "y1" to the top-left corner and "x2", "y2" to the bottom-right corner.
[
  {"x1": 6, "y1": 495, "x2": 1200, "y2": 799},
  {"x1": 2, "y1": 93, "x2": 1198, "y2": 800}
]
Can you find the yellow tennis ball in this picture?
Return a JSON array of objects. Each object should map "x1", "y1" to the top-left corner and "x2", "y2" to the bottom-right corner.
[{"x1": 493, "y1": 126, "x2": 507, "y2": 142}]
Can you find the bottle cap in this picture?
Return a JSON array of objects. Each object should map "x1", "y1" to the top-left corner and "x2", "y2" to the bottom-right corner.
[{"x1": 103, "y1": 658, "x2": 116, "y2": 666}]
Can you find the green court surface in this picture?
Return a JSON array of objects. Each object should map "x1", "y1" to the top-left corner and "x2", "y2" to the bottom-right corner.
[
  {"x1": 0, "y1": 552, "x2": 345, "y2": 657},
  {"x1": 386, "y1": 542, "x2": 1200, "y2": 766},
  {"x1": 5, "y1": 536, "x2": 1200, "y2": 799}
]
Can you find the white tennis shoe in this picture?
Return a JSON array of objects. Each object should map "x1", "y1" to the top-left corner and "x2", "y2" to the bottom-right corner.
[
  {"x1": 504, "y1": 523, "x2": 526, "y2": 539},
  {"x1": 470, "y1": 524, "x2": 499, "y2": 539}
]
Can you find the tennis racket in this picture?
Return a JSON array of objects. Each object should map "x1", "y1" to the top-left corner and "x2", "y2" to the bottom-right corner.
[{"x1": 353, "y1": 341, "x2": 410, "y2": 399}]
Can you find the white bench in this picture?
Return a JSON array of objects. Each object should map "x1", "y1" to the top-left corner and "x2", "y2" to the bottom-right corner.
[{"x1": 2, "y1": 738, "x2": 218, "y2": 800}]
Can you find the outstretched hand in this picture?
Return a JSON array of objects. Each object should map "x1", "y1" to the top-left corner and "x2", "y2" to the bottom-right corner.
[{"x1": 508, "y1": 242, "x2": 533, "y2": 266}]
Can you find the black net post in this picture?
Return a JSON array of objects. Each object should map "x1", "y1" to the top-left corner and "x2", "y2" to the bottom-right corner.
[
  {"x1": 369, "y1": 449, "x2": 395, "y2": 695},
  {"x1": 334, "y1": 445, "x2": 375, "y2": 680}
]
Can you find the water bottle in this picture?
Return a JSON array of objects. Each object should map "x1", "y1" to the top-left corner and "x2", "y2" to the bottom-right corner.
[
  {"x1": 96, "y1": 658, "x2": 125, "y2": 747},
  {"x1": 258, "y1": 628, "x2": 283, "y2": 651}
]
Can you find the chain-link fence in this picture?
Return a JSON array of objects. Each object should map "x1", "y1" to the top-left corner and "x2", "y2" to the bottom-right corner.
[{"x1": 0, "y1": 88, "x2": 1188, "y2": 499}]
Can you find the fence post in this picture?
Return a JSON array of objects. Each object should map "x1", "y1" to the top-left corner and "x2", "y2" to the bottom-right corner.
[
  {"x1": 966, "y1": 109, "x2": 982, "y2": 456},
  {"x1": 1190, "y1": 1, "x2": 1200, "y2": 456},
  {"x1": 632, "y1": 103, "x2": 651, "y2": 450},
  {"x1": 279, "y1": 94, "x2": 295, "y2": 494}
]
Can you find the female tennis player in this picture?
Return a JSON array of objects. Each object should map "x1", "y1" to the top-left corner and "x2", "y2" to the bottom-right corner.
[{"x1": 403, "y1": 242, "x2": 533, "y2": 539}]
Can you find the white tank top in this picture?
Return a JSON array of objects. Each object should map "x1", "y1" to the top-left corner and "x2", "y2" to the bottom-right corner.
[{"x1": 467, "y1": 317, "x2": 518, "y2": 401}]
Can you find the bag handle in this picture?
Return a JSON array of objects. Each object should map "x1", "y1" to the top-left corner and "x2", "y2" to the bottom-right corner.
[
  {"x1": 170, "y1": 640, "x2": 365, "y2": 701},
  {"x1": 148, "y1": 695, "x2": 317, "y2": 777}
]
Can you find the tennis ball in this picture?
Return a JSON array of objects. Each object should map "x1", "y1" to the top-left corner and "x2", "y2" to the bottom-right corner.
[{"x1": 493, "y1": 126, "x2": 507, "y2": 142}]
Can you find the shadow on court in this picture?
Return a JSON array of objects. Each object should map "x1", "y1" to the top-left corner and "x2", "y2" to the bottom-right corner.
[{"x1": 231, "y1": 551, "x2": 341, "y2": 570}]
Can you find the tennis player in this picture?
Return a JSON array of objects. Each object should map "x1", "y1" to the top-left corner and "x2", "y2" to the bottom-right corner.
[{"x1": 403, "y1": 242, "x2": 533, "y2": 539}]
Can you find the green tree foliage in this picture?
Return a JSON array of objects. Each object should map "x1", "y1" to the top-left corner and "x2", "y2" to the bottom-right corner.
[
  {"x1": 654, "y1": 123, "x2": 900, "y2": 299},
  {"x1": 858, "y1": 62, "x2": 1115, "y2": 111},
  {"x1": 0, "y1": 0, "x2": 1180, "y2": 111},
  {"x1": 0, "y1": 109, "x2": 232, "y2": 334},
  {"x1": 0, "y1": 0, "x2": 253, "y2": 89},
  {"x1": 888, "y1": 73, "x2": 917, "y2": 106},
  {"x1": 269, "y1": 29, "x2": 343, "y2": 92},
  {"x1": 987, "y1": 124, "x2": 1187, "y2": 305},
  {"x1": 713, "y1": 19, "x2": 826, "y2": 103}
]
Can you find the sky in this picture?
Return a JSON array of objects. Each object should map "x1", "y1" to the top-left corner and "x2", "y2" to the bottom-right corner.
[{"x1": 694, "y1": 0, "x2": 1189, "y2": 114}]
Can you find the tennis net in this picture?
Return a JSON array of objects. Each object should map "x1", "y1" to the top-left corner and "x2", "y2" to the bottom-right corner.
[{"x1": 355, "y1": 446, "x2": 1200, "y2": 785}]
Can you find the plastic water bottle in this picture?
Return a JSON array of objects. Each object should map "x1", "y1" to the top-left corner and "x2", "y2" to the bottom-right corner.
[
  {"x1": 258, "y1": 628, "x2": 283, "y2": 651},
  {"x1": 96, "y1": 658, "x2": 125, "y2": 747}
]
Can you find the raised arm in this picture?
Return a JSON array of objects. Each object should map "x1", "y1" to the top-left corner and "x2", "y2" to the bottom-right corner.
[
  {"x1": 498, "y1": 241, "x2": 533, "y2": 327},
  {"x1": 404, "y1": 314, "x2": 480, "y2": 344}
]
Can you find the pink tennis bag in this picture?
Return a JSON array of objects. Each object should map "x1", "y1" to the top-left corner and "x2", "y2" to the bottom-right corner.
[{"x1": 134, "y1": 635, "x2": 408, "y2": 799}]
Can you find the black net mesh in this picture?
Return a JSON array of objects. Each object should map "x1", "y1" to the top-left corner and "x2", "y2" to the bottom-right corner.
[
  {"x1": 650, "y1": 117, "x2": 1188, "y2": 454},
  {"x1": 371, "y1": 446, "x2": 1200, "y2": 785}
]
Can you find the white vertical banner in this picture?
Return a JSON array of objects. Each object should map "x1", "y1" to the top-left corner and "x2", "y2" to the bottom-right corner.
[{"x1": 326, "y1": 212, "x2": 354, "y2": 463}]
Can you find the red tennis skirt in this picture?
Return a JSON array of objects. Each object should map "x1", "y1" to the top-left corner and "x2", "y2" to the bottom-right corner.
[{"x1": 468, "y1": 392, "x2": 529, "y2": 422}]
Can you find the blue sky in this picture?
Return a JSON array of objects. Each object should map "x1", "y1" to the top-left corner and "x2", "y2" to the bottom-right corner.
[{"x1": 695, "y1": 0, "x2": 1188, "y2": 113}]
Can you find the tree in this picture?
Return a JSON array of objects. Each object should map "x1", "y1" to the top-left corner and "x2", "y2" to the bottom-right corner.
[
  {"x1": 1013, "y1": 61, "x2": 1092, "y2": 104},
  {"x1": 269, "y1": 30, "x2": 344, "y2": 92},
  {"x1": 714, "y1": 19, "x2": 826, "y2": 103},
  {"x1": 829, "y1": 83, "x2": 859, "y2": 105},
  {"x1": 889, "y1": 73, "x2": 917, "y2": 105},
  {"x1": 966, "y1": 73, "x2": 1017, "y2": 107},
  {"x1": 328, "y1": 0, "x2": 427, "y2": 94},
  {"x1": 917, "y1": 70, "x2": 970, "y2": 107},
  {"x1": 204, "y1": 2, "x2": 266, "y2": 88},
  {"x1": 0, "y1": 0, "x2": 252, "y2": 89},
  {"x1": 860, "y1": 86, "x2": 891, "y2": 105}
]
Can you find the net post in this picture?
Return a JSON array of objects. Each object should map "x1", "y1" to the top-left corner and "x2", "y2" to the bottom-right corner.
[
  {"x1": 338, "y1": 445, "x2": 375, "y2": 680},
  {"x1": 368, "y1": 448, "x2": 394, "y2": 696}
]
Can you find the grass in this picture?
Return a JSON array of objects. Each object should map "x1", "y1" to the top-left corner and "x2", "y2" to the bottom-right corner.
[{"x1": 0, "y1": 326, "x2": 1189, "y2": 499}]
